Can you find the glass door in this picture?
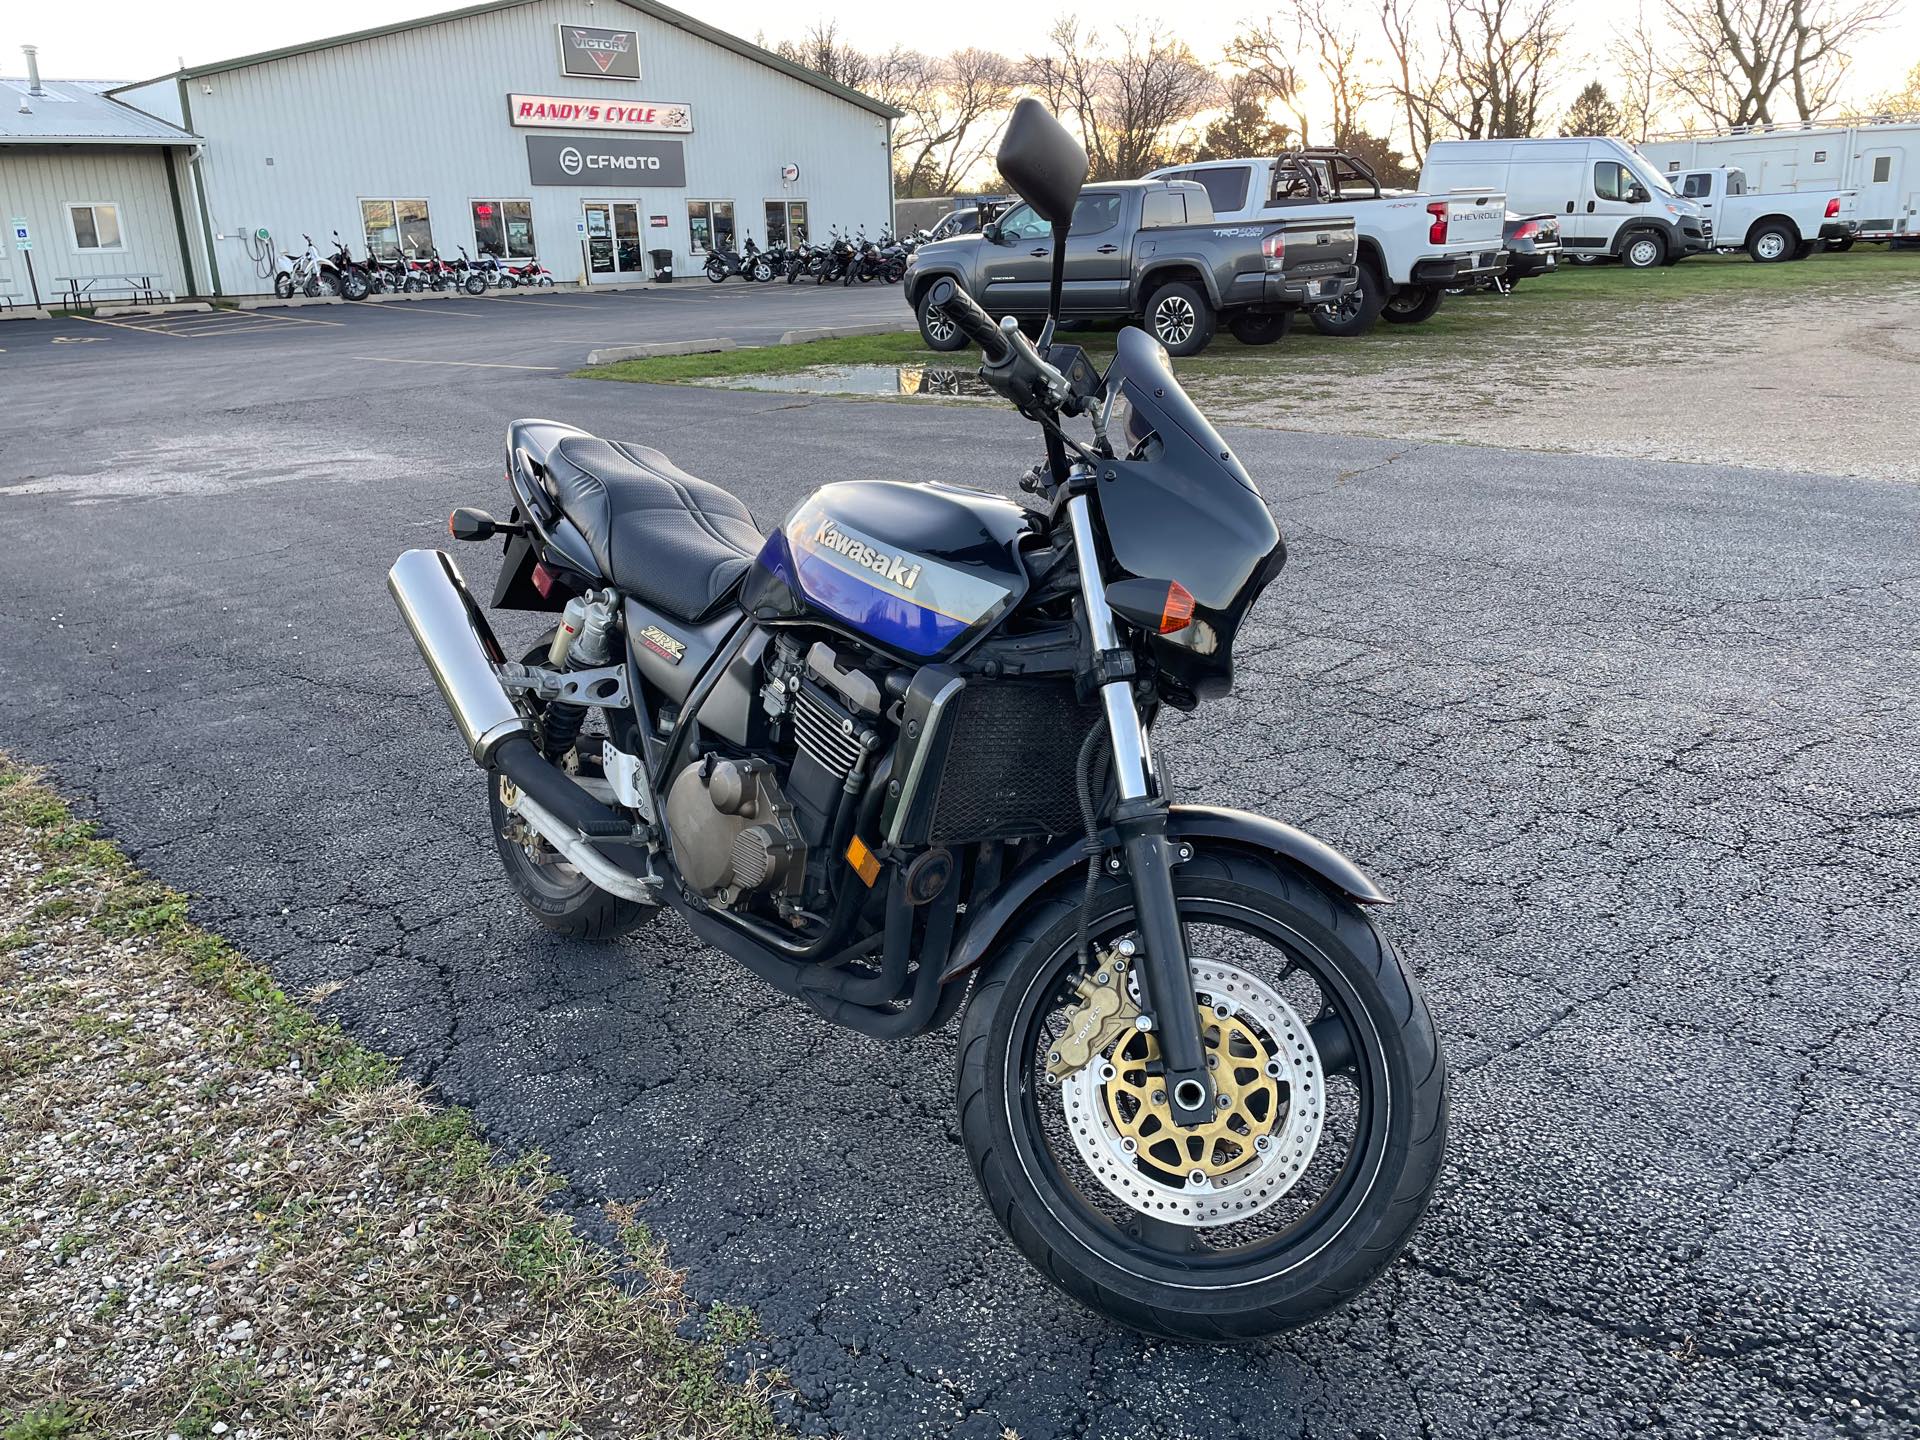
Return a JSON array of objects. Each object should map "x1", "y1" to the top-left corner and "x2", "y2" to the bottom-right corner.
[
  {"x1": 613, "y1": 204, "x2": 642, "y2": 275},
  {"x1": 584, "y1": 202, "x2": 644, "y2": 280},
  {"x1": 585, "y1": 203, "x2": 615, "y2": 275}
]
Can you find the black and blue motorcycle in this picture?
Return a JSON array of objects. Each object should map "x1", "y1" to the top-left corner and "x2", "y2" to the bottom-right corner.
[{"x1": 388, "y1": 100, "x2": 1447, "y2": 1340}]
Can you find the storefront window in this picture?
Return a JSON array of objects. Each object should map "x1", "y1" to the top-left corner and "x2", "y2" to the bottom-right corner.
[
  {"x1": 362, "y1": 199, "x2": 433, "y2": 260},
  {"x1": 471, "y1": 199, "x2": 535, "y2": 259},
  {"x1": 787, "y1": 201, "x2": 809, "y2": 245},
  {"x1": 764, "y1": 201, "x2": 786, "y2": 246},
  {"x1": 689, "y1": 200, "x2": 735, "y2": 253}
]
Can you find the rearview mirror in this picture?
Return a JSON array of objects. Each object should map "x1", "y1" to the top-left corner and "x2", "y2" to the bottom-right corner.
[
  {"x1": 1628, "y1": 184, "x2": 1650, "y2": 204},
  {"x1": 996, "y1": 98, "x2": 1088, "y2": 228}
]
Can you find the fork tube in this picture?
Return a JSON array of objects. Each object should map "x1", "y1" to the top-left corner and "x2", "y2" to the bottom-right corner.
[{"x1": 1067, "y1": 493, "x2": 1213, "y2": 1125}]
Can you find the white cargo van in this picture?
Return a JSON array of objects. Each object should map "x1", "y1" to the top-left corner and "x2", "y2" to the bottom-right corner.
[
  {"x1": 1419, "y1": 137, "x2": 1709, "y2": 268},
  {"x1": 1639, "y1": 120, "x2": 1920, "y2": 244}
]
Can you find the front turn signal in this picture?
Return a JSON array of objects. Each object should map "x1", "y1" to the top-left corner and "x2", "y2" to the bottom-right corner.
[{"x1": 1159, "y1": 580, "x2": 1195, "y2": 634}]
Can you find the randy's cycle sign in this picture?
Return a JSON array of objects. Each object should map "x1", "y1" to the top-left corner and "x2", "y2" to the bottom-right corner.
[
  {"x1": 525, "y1": 135, "x2": 687, "y2": 187},
  {"x1": 558, "y1": 24, "x2": 640, "y2": 80},
  {"x1": 507, "y1": 94, "x2": 691, "y2": 133}
]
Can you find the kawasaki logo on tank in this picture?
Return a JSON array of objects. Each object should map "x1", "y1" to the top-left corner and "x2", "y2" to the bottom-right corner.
[{"x1": 815, "y1": 518, "x2": 923, "y2": 589}]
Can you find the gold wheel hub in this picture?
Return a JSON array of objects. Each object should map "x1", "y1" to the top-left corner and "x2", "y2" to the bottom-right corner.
[{"x1": 1102, "y1": 1009, "x2": 1280, "y2": 1181}]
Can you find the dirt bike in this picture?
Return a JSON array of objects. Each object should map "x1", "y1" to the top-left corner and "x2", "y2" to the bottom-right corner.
[{"x1": 388, "y1": 100, "x2": 1447, "y2": 1341}]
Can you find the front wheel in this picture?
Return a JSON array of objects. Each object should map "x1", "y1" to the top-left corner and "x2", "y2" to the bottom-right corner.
[
  {"x1": 752, "y1": 258, "x2": 774, "y2": 282},
  {"x1": 340, "y1": 268, "x2": 370, "y2": 301},
  {"x1": 1621, "y1": 231, "x2": 1667, "y2": 269},
  {"x1": 464, "y1": 272, "x2": 488, "y2": 295},
  {"x1": 916, "y1": 287, "x2": 970, "y2": 351},
  {"x1": 956, "y1": 850, "x2": 1447, "y2": 1340},
  {"x1": 1382, "y1": 284, "x2": 1445, "y2": 325}
]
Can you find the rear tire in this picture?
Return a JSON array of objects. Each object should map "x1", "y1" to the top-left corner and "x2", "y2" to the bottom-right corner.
[
  {"x1": 487, "y1": 637, "x2": 657, "y2": 941},
  {"x1": 1309, "y1": 262, "x2": 1386, "y2": 337},
  {"x1": 916, "y1": 287, "x2": 971, "y2": 352},
  {"x1": 274, "y1": 273, "x2": 295, "y2": 299},
  {"x1": 1145, "y1": 280, "x2": 1215, "y2": 356},
  {"x1": 1382, "y1": 284, "x2": 1444, "y2": 325},
  {"x1": 1227, "y1": 311, "x2": 1292, "y2": 346},
  {"x1": 956, "y1": 850, "x2": 1448, "y2": 1341},
  {"x1": 1748, "y1": 223, "x2": 1795, "y2": 263},
  {"x1": 705, "y1": 257, "x2": 728, "y2": 283}
]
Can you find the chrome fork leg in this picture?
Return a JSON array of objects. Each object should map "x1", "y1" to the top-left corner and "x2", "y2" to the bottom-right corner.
[{"x1": 1067, "y1": 494, "x2": 1213, "y2": 1124}]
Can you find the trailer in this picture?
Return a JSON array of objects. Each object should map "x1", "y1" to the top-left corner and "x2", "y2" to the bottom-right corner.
[{"x1": 1638, "y1": 118, "x2": 1920, "y2": 244}]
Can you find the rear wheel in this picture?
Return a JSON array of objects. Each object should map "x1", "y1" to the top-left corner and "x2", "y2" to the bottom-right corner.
[
  {"x1": 1748, "y1": 223, "x2": 1795, "y2": 262},
  {"x1": 1227, "y1": 311, "x2": 1292, "y2": 346},
  {"x1": 1309, "y1": 262, "x2": 1385, "y2": 337},
  {"x1": 487, "y1": 636, "x2": 657, "y2": 941},
  {"x1": 1146, "y1": 280, "x2": 1215, "y2": 356},
  {"x1": 957, "y1": 851, "x2": 1448, "y2": 1340},
  {"x1": 1382, "y1": 284, "x2": 1445, "y2": 325},
  {"x1": 705, "y1": 256, "x2": 728, "y2": 283},
  {"x1": 1621, "y1": 231, "x2": 1666, "y2": 269},
  {"x1": 916, "y1": 287, "x2": 970, "y2": 352},
  {"x1": 274, "y1": 273, "x2": 295, "y2": 299}
]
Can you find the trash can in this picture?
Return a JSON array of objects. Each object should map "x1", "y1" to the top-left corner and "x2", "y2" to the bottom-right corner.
[{"x1": 649, "y1": 247, "x2": 674, "y2": 283}]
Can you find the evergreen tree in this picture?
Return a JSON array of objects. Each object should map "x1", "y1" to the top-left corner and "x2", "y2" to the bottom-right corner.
[
  {"x1": 1333, "y1": 129, "x2": 1418, "y2": 189},
  {"x1": 1560, "y1": 81, "x2": 1623, "y2": 137},
  {"x1": 1193, "y1": 92, "x2": 1295, "y2": 162}
]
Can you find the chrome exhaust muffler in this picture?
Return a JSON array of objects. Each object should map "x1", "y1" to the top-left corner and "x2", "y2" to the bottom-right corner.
[{"x1": 386, "y1": 548, "x2": 528, "y2": 764}]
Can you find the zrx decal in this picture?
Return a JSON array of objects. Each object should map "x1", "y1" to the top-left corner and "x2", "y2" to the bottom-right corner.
[
  {"x1": 815, "y1": 518, "x2": 924, "y2": 590},
  {"x1": 637, "y1": 625, "x2": 686, "y2": 663}
]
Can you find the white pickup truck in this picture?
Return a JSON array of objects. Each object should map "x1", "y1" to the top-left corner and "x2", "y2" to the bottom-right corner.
[
  {"x1": 1146, "y1": 149, "x2": 1508, "y2": 335},
  {"x1": 1667, "y1": 166, "x2": 1859, "y2": 261}
]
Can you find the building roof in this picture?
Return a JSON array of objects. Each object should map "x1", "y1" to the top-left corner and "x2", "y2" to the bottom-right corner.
[
  {"x1": 0, "y1": 77, "x2": 197, "y2": 144},
  {"x1": 110, "y1": 0, "x2": 902, "y2": 120}
]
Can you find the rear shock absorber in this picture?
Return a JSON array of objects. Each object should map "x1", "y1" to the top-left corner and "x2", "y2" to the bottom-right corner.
[{"x1": 539, "y1": 591, "x2": 617, "y2": 758}]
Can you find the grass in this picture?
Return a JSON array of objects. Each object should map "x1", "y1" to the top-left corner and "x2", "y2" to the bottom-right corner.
[
  {"x1": 0, "y1": 755, "x2": 788, "y2": 1440},
  {"x1": 572, "y1": 246, "x2": 1919, "y2": 391}
]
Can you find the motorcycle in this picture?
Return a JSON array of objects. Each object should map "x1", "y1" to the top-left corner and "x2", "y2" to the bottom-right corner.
[
  {"x1": 501, "y1": 257, "x2": 557, "y2": 288},
  {"x1": 704, "y1": 235, "x2": 773, "y2": 283},
  {"x1": 450, "y1": 246, "x2": 493, "y2": 296},
  {"x1": 325, "y1": 231, "x2": 371, "y2": 300},
  {"x1": 387, "y1": 99, "x2": 1447, "y2": 1341},
  {"x1": 273, "y1": 234, "x2": 335, "y2": 299},
  {"x1": 814, "y1": 228, "x2": 855, "y2": 284}
]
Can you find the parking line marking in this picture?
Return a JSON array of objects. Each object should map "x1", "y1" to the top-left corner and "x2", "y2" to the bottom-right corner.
[
  {"x1": 491, "y1": 296, "x2": 603, "y2": 310},
  {"x1": 352, "y1": 355, "x2": 561, "y2": 371},
  {"x1": 74, "y1": 314, "x2": 190, "y2": 338},
  {"x1": 229, "y1": 308, "x2": 346, "y2": 328},
  {"x1": 357, "y1": 302, "x2": 491, "y2": 321}
]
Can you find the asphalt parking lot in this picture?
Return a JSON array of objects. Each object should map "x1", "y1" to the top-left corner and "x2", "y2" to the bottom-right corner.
[{"x1": 2, "y1": 281, "x2": 1917, "y2": 1439}]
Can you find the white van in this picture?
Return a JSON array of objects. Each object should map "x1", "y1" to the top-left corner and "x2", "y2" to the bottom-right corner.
[
  {"x1": 1419, "y1": 137, "x2": 1709, "y2": 269},
  {"x1": 1639, "y1": 120, "x2": 1920, "y2": 243}
]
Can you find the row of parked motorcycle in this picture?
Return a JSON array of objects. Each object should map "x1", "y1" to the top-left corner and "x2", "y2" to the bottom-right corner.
[
  {"x1": 273, "y1": 232, "x2": 557, "y2": 300},
  {"x1": 702, "y1": 224, "x2": 931, "y2": 286}
]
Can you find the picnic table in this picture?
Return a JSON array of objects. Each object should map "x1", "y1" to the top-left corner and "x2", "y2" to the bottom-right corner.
[{"x1": 52, "y1": 273, "x2": 167, "y2": 308}]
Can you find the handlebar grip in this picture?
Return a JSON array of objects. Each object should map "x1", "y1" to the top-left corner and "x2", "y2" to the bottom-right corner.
[{"x1": 927, "y1": 279, "x2": 1011, "y2": 364}]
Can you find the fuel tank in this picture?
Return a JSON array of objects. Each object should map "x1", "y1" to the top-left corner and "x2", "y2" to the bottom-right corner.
[{"x1": 741, "y1": 480, "x2": 1035, "y2": 661}]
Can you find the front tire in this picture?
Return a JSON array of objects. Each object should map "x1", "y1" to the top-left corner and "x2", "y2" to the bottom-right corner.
[
  {"x1": 916, "y1": 287, "x2": 970, "y2": 351},
  {"x1": 1621, "y1": 231, "x2": 1667, "y2": 269},
  {"x1": 1382, "y1": 284, "x2": 1445, "y2": 325},
  {"x1": 464, "y1": 273, "x2": 488, "y2": 295},
  {"x1": 1146, "y1": 280, "x2": 1215, "y2": 356},
  {"x1": 956, "y1": 850, "x2": 1448, "y2": 1341}
]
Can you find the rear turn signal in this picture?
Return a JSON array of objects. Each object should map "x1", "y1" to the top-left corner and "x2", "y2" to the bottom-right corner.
[
  {"x1": 531, "y1": 561, "x2": 556, "y2": 598},
  {"x1": 1427, "y1": 201, "x2": 1449, "y2": 245},
  {"x1": 1159, "y1": 581, "x2": 1195, "y2": 634},
  {"x1": 1825, "y1": 197, "x2": 1841, "y2": 218}
]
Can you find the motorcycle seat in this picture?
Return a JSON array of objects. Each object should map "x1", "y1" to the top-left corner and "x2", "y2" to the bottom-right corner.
[{"x1": 545, "y1": 436, "x2": 764, "y2": 622}]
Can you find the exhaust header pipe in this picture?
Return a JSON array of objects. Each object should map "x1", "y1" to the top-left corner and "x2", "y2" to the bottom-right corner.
[{"x1": 387, "y1": 548, "x2": 528, "y2": 764}]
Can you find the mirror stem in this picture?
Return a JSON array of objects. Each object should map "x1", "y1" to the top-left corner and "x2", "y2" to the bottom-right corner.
[{"x1": 1046, "y1": 218, "x2": 1069, "y2": 332}]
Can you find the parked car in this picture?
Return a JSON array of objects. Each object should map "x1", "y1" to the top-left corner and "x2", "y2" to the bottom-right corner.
[
  {"x1": 1639, "y1": 118, "x2": 1919, "y2": 245},
  {"x1": 1667, "y1": 166, "x2": 1858, "y2": 260},
  {"x1": 1453, "y1": 212, "x2": 1562, "y2": 293},
  {"x1": 1419, "y1": 137, "x2": 1708, "y2": 271},
  {"x1": 1146, "y1": 150, "x2": 1508, "y2": 334},
  {"x1": 902, "y1": 179, "x2": 1359, "y2": 356}
]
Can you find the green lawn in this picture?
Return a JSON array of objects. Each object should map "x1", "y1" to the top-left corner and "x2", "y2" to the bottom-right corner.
[{"x1": 573, "y1": 246, "x2": 1919, "y2": 391}]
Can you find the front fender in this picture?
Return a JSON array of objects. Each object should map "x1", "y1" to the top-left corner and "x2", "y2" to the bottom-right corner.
[{"x1": 941, "y1": 804, "x2": 1389, "y2": 982}]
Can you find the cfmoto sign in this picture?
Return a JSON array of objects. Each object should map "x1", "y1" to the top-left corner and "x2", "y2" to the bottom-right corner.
[{"x1": 526, "y1": 135, "x2": 687, "y2": 187}]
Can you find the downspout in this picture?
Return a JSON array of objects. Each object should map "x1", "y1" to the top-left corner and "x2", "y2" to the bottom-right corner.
[{"x1": 177, "y1": 77, "x2": 223, "y2": 297}]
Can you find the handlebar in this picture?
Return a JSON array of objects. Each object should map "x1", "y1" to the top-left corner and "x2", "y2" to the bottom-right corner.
[{"x1": 927, "y1": 279, "x2": 1011, "y2": 364}]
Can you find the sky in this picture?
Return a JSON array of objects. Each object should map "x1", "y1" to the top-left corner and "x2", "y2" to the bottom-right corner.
[{"x1": 4, "y1": 0, "x2": 1915, "y2": 128}]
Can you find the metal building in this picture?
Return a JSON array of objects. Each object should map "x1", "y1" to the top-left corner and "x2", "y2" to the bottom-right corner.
[
  {"x1": 1, "y1": 48, "x2": 199, "y2": 309},
  {"x1": 101, "y1": 0, "x2": 897, "y2": 296}
]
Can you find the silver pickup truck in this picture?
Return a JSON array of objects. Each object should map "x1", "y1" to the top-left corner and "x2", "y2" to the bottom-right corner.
[{"x1": 901, "y1": 179, "x2": 1359, "y2": 356}]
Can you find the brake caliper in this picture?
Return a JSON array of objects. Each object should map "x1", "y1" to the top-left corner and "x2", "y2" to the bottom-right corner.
[{"x1": 1046, "y1": 948, "x2": 1142, "y2": 1080}]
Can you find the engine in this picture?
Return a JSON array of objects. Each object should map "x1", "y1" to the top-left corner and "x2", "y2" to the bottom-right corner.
[{"x1": 666, "y1": 634, "x2": 886, "y2": 917}]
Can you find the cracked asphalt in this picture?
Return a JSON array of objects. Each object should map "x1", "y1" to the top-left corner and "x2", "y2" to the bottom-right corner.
[{"x1": 2, "y1": 284, "x2": 1917, "y2": 1438}]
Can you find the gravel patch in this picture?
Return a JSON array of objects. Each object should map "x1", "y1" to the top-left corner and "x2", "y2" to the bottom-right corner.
[{"x1": 0, "y1": 759, "x2": 784, "y2": 1440}]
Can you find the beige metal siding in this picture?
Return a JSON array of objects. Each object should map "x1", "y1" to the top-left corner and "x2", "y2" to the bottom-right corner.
[
  {"x1": 0, "y1": 146, "x2": 188, "y2": 302},
  {"x1": 182, "y1": 0, "x2": 892, "y2": 293}
]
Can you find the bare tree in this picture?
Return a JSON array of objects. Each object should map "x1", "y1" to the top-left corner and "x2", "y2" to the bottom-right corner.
[
  {"x1": 1224, "y1": 21, "x2": 1309, "y2": 141},
  {"x1": 1430, "y1": 0, "x2": 1572, "y2": 139},
  {"x1": 893, "y1": 49, "x2": 1019, "y2": 197},
  {"x1": 1377, "y1": 0, "x2": 1444, "y2": 162},
  {"x1": 1024, "y1": 19, "x2": 1218, "y2": 179},
  {"x1": 1293, "y1": 0, "x2": 1373, "y2": 144},
  {"x1": 1657, "y1": 0, "x2": 1898, "y2": 126},
  {"x1": 1609, "y1": 4, "x2": 1671, "y2": 139}
]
